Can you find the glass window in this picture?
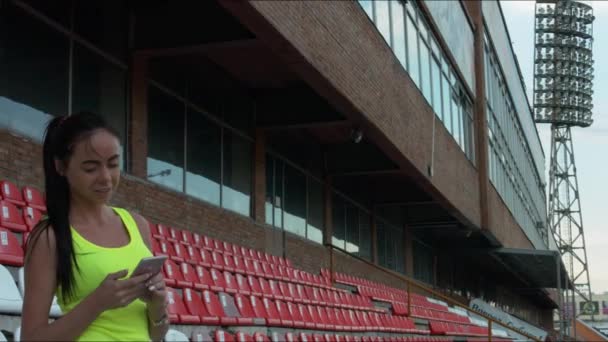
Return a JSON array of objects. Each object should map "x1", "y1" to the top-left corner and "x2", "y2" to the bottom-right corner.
[
  {"x1": 307, "y1": 178, "x2": 324, "y2": 244},
  {"x1": 332, "y1": 194, "x2": 346, "y2": 250},
  {"x1": 273, "y1": 159, "x2": 284, "y2": 228},
  {"x1": 147, "y1": 86, "x2": 185, "y2": 192},
  {"x1": 414, "y1": 240, "x2": 433, "y2": 284},
  {"x1": 431, "y1": 57, "x2": 442, "y2": 120},
  {"x1": 284, "y1": 165, "x2": 307, "y2": 238},
  {"x1": 390, "y1": 1, "x2": 406, "y2": 68},
  {"x1": 359, "y1": 0, "x2": 373, "y2": 19},
  {"x1": 186, "y1": 109, "x2": 221, "y2": 205},
  {"x1": 420, "y1": 41, "x2": 432, "y2": 104},
  {"x1": 406, "y1": 0, "x2": 417, "y2": 20},
  {"x1": 265, "y1": 155, "x2": 275, "y2": 226},
  {"x1": 149, "y1": 57, "x2": 187, "y2": 97},
  {"x1": 406, "y1": 16, "x2": 420, "y2": 87},
  {"x1": 450, "y1": 89, "x2": 458, "y2": 136},
  {"x1": 222, "y1": 131, "x2": 252, "y2": 216},
  {"x1": 345, "y1": 205, "x2": 360, "y2": 254},
  {"x1": 453, "y1": 91, "x2": 462, "y2": 146},
  {"x1": 72, "y1": 43, "x2": 127, "y2": 167},
  {"x1": 0, "y1": 4, "x2": 69, "y2": 141},
  {"x1": 21, "y1": 0, "x2": 72, "y2": 27},
  {"x1": 374, "y1": 0, "x2": 391, "y2": 47},
  {"x1": 358, "y1": 211, "x2": 372, "y2": 261},
  {"x1": 74, "y1": 1, "x2": 128, "y2": 61},
  {"x1": 377, "y1": 220, "x2": 387, "y2": 267},
  {"x1": 222, "y1": 93, "x2": 253, "y2": 136},
  {"x1": 441, "y1": 73, "x2": 451, "y2": 128}
]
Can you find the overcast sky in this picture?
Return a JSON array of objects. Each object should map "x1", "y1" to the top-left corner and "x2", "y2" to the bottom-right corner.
[{"x1": 500, "y1": 0, "x2": 608, "y2": 295}]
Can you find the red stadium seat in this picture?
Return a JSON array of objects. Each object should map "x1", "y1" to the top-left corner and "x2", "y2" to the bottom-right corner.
[
  {"x1": 0, "y1": 181, "x2": 25, "y2": 207},
  {"x1": 201, "y1": 289, "x2": 237, "y2": 325},
  {"x1": 233, "y1": 293, "x2": 266, "y2": 325},
  {"x1": 0, "y1": 201, "x2": 27, "y2": 233},
  {"x1": 247, "y1": 275, "x2": 263, "y2": 297},
  {"x1": 151, "y1": 223, "x2": 169, "y2": 240},
  {"x1": 155, "y1": 239, "x2": 176, "y2": 258},
  {"x1": 23, "y1": 206, "x2": 42, "y2": 231},
  {"x1": 209, "y1": 268, "x2": 226, "y2": 292},
  {"x1": 22, "y1": 186, "x2": 45, "y2": 211},
  {"x1": 223, "y1": 254, "x2": 236, "y2": 273},
  {"x1": 261, "y1": 297, "x2": 290, "y2": 327},
  {"x1": 184, "y1": 245, "x2": 202, "y2": 265},
  {"x1": 222, "y1": 241, "x2": 233, "y2": 255},
  {"x1": 0, "y1": 228, "x2": 23, "y2": 266},
  {"x1": 163, "y1": 260, "x2": 191, "y2": 288},
  {"x1": 296, "y1": 303, "x2": 319, "y2": 330},
  {"x1": 172, "y1": 242, "x2": 187, "y2": 262},
  {"x1": 253, "y1": 332, "x2": 271, "y2": 342},
  {"x1": 178, "y1": 229, "x2": 194, "y2": 245},
  {"x1": 223, "y1": 271, "x2": 239, "y2": 294},
  {"x1": 202, "y1": 236, "x2": 215, "y2": 251},
  {"x1": 285, "y1": 300, "x2": 307, "y2": 329},
  {"x1": 194, "y1": 265, "x2": 214, "y2": 291},
  {"x1": 233, "y1": 255, "x2": 246, "y2": 274},
  {"x1": 167, "y1": 227, "x2": 180, "y2": 242},
  {"x1": 211, "y1": 251, "x2": 226, "y2": 270},
  {"x1": 267, "y1": 280, "x2": 285, "y2": 300},
  {"x1": 180, "y1": 262, "x2": 201, "y2": 289},
  {"x1": 166, "y1": 288, "x2": 200, "y2": 324},
  {"x1": 214, "y1": 330, "x2": 235, "y2": 342},
  {"x1": 182, "y1": 288, "x2": 221, "y2": 325},
  {"x1": 235, "y1": 273, "x2": 251, "y2": 295},
  {"x1": 299, "y1": 333, "x2": 314, "y2": 342},
  {"x1": 248, "y1": 295, "x2": 269, "y2": 323},
  {"x1": 198, "y1": 248, "x2": 213, "y2": 268},
  {"x1": 235, "y1": 332, "x2": 253, "y2": 342}
]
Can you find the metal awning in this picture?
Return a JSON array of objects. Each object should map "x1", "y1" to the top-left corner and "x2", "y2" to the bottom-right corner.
[{"x1": 489, "y1": 248, "x2": 573, "y2": 290}]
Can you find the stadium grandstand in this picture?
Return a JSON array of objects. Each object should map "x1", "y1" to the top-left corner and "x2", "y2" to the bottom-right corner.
[{"x1": 0, "y1": 0, "x2": 576, "y2": 341}]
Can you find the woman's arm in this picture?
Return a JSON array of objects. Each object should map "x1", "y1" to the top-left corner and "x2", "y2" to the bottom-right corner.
[
  {"x1": 132, "y1": 212, "x2": 169, "y2": 341},
  {"x1": 21, "y1": 228, "x2": 103, "y2": 340}
]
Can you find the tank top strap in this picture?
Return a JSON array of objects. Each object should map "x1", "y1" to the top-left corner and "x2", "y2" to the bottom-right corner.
[{"x1": 112, "y1": 207, "x2": 145, "y2": 246}]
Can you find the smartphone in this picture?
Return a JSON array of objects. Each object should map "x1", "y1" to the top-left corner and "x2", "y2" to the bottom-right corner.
[{"x1": 131, "y1": 255, "x2": 168, "y2": 278}]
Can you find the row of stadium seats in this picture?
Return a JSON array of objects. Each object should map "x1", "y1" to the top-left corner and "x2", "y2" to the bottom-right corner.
[
  {"x1": 162, "y1": 260, "x2": 379, "y2": 313},
  {"x1": 166, "y1": 287, "x2": 428, "y2": 334}
]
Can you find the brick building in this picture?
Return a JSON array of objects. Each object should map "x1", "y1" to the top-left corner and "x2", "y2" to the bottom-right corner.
[{"x1": 0, "y1": 0, "x2": 563, "y2": 340}]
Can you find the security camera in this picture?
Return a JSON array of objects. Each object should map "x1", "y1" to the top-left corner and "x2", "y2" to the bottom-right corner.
[{"x1": 350, "y1": 127, "x2": 363, "y2": 144}]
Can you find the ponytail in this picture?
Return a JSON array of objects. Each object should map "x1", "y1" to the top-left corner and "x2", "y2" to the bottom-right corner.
[{"x1": 27, "y1": 112, "x2": 119, "y2": 300}]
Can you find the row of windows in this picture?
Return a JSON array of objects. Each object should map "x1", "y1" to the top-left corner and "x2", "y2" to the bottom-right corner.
[
  {"x1": 0, "y1": 2, "x2": 127, "y2": 167},
  {"x1": 146, "y1": 84, "x2": 253, "y2": 217},
  {"x1": 484, "y1": 33, "x2": 546, "y2": 243},
  {"x1": 265, "y1": 155, "x2": 324, "y2": 245},
  {"x1": 266, "y1": 152, "x2": 408, "y2": 275},
  {"x1": 359, "y1": 0, "x2": 475, "y2": 162},
  {"x1": 0, "y1": 0, "x2": 418, "y2": 278},
  {"x1": 332, "y1": 194, "x2": 373, "y2": 262}
]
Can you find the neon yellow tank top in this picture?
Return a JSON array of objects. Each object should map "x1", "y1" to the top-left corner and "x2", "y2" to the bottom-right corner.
[{"x1": 56, "y1": 207, "x2": 153, "y2": 341}]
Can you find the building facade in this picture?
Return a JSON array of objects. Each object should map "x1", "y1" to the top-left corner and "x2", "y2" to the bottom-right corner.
[{"x1": 0, "y1": 0, "x2": 554, "y2": 329}]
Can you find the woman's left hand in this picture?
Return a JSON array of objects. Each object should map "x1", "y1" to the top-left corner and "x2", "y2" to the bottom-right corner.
[{"x1": 141, "y1": 272, "x2": 167, "y2": 310}]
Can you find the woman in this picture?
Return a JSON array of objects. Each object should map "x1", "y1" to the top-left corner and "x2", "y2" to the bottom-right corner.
[{"x1": 21, "y1": 112, "x2": 169, "y2": 341}]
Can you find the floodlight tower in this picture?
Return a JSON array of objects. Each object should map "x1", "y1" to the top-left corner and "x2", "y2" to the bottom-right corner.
[{"x1": 534, "y1": 0, "x2": 595, "y2": 336}]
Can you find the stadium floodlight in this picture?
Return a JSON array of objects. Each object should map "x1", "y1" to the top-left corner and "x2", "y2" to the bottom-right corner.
[{"x1": 533, "y1": 0, "x2": 595, "y2": 338}]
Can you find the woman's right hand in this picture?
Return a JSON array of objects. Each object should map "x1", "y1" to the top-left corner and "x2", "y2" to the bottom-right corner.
[{"x1": 92, "y1": 269, "x2": 152, "y2": 312}]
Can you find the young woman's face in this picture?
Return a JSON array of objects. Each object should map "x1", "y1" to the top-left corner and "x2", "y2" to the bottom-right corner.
[{"x1": 60, "y1": 129, "x2": 121, "y2": 205}]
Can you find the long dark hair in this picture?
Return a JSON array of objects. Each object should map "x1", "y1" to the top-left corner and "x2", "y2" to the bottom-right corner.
[{"x1": 27, "y1": 112, "x2": 120, "y2": 300}]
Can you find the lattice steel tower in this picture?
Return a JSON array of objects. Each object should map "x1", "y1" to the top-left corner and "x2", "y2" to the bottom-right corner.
[{"x1": 534, "y1": 0, "x2": 595, "y2": 335}]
